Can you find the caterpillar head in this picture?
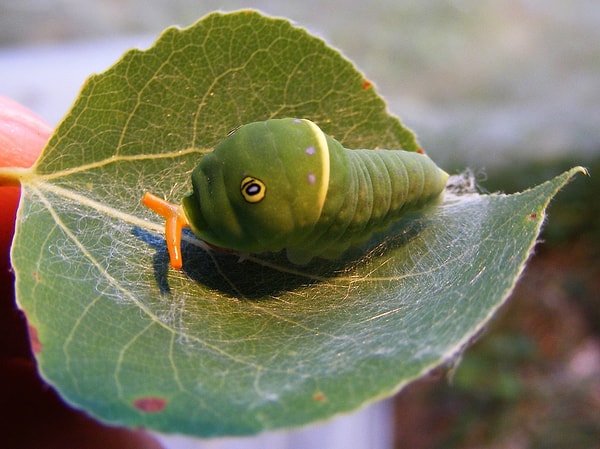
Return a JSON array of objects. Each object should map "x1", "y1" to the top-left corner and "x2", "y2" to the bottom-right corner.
[{"x1": 182, "y1": 118, "x2": 331, "y2": 254}]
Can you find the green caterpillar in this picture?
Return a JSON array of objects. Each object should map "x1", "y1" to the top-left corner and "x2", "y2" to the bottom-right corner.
[{"x1": 143, "y1": 118, "x2": 448, "y2": 269}]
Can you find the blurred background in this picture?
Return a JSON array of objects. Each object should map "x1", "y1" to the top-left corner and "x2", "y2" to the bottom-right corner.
[{"x1": 1, "y1": 0, "x2": 598, "y2": 448}]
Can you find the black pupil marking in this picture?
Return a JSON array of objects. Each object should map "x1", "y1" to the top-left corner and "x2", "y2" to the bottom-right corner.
[{"x1": 246, "y1": 183, "x2": 261, "y2": 195}]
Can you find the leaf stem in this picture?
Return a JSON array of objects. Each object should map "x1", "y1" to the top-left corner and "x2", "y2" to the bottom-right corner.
[{"x1": 0, "y1": 167, "x2": 35, "y2": 186}]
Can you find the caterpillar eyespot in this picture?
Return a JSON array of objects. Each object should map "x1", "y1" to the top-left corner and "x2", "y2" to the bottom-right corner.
[
  {"x1": 142, "y1": 118, "x2": 448, "y2": 269},
  {"x1": 240, "y1": 176, "x2": 266, "y2": 203}
]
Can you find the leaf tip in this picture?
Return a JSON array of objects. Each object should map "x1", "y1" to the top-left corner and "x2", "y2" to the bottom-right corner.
[{"x1": 576, "y1": 166, "x2": 590, "y2": 177}]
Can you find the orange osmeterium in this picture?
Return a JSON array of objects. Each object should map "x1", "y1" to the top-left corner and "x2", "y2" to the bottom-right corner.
[{"x1": 141, "y1": 192, "x2": 189, "y2": 269}]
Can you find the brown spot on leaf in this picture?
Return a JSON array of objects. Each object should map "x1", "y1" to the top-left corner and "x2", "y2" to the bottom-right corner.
[
  {"x1": 362, "y1": 80, "x2": 373, "y2": 90},
  {"x1": 133, "y1": 397, "x2": 167, "y2": 413},
  {"x1": 528, "y1": 213, "x2": 538, "y2": 221},
  {"x1": 313, "y1": 392, "x2": 326, "y2": 402},
  {"x1": 28, "y1": 324, "x2": 41, "y2": 354}
]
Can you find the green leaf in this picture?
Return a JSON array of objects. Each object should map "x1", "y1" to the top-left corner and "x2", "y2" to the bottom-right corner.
[{"x1": 7, "y1": 11, "x2": 587, "y2": 437}]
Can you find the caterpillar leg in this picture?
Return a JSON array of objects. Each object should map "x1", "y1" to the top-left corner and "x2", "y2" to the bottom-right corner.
[{"x1": 142, "y1": 192, "x2": 189, "y2": 269}]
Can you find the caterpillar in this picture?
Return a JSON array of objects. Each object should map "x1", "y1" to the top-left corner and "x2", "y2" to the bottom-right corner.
[{"x1": 142, "y1": 118, "x2": 448, "y2": 269}]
